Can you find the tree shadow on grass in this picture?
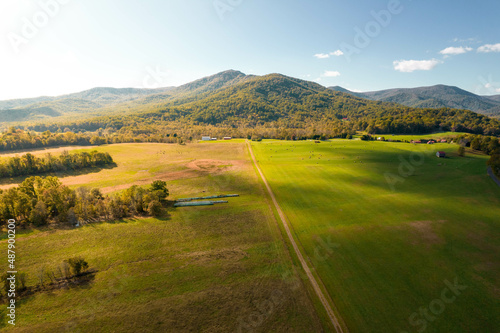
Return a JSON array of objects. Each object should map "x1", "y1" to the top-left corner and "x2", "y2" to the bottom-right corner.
[
  {"x1": 0, "y1": 163, "x2": 118, "y2": 186},
  {"x1": 0, "y1": 270, "x2": 97, "y2": 328},
  {"x1": 82, "y1": 212, "x2": 172, "y2": 226},
  {"x1": 104, "y1": 217, "x2": 140, "y2": 225}
]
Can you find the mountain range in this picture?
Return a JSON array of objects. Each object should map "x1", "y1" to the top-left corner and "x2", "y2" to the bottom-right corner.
[
  {"x1": 0, "y1": 87, "x2": 173, "y2": 122},
  {"x1": 0, "y1": 70, "x2": 499, "y2": 130},
  {"x1": 328, "y1": 85, "x2": 500, "y2": 117}
]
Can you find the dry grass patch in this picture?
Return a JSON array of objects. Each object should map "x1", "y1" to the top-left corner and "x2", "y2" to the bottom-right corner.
[{"x1": 407, "y1": 220, "x2": 445, "y2": 246}]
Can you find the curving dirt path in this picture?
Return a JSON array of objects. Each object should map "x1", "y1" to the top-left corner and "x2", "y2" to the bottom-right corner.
[{"x1": 247, "y1": 141, "x2": 346, "y2": 333}]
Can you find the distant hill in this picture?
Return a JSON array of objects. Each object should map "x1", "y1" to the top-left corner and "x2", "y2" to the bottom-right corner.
[
  {"x1": 0, "y1": 106, "x2": 62, "y2": 123},
  {"x1": 0, "y1": 71, "x2": 250, "y2": 123},
  {"x1": 485, "y1": 94, "x2": 500, "y2": 103},
  {"x1": 329, "y1": 85, "x2": 500, "y2": 117},
  {"x1": 60, "y1": 72, "x2": 497, "y2": 136},
  {"x1": 0, "y1": 96, "x2": 55, "y2": 110},
  {"x1": 328, "y1": 86, "x2": 362, "y2": 96},
  {"x1": 159, "y1": 74, "x2": 499, "y2": 134},
  {"x1": 111, "y1": 69, "x2": 252, "y2": 109},
  {"x1": 2, "y1": 71, "x2": 500, "y2": 136},
  {"x1": 0, "y1": 87, "x2": 173, "y2": 122}
]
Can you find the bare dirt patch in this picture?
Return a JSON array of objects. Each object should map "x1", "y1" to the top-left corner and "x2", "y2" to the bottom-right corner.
[
  {"x1": 100, "y1": 169, "x2": 200, "y2": 193},
  {"x1": 185, "y1": 159, "x2": 245, "y2": 174},
  {"x1": 175, "y1": 248, "x2": 250, "y2": 265}
]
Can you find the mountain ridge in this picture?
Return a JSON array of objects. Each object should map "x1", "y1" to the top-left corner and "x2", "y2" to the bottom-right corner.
[
  {"x1": 2, "y1": 71, "x2": 500, "y2": 131},
  {"x1": 328, "y1": 84, "x2": 500, "y2": 117}
]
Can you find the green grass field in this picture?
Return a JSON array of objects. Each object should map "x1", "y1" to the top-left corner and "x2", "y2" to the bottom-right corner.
[
  {"x1": 354, "y1": 131, "x2": 461, "y2": 141},
  {"x1": 0, "y1": 142, "x2": 324, "y2": 332},
  {"x1": 251, "y1": 139, "x2": 500, "y2": 333}
]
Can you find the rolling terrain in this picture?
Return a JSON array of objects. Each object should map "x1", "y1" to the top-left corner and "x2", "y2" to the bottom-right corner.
[
  {"x1": 0, "y1": 87, "x2": 173, "y2": 122},
  {"x1": 11, "y1": 72, "x2": 499, "y2": 140},
  {"x1": 0, "y1": 70, "x2": 249, "y2": 124},
  {"x1": 3, "y1": 71, "x2": 500, "y2": 139},
  {"x1": 329, "y1": 85, "x2": 500, "y2": 117}
]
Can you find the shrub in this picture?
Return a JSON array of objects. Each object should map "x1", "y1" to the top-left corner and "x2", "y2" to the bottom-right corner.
[
  {"x1": 458, "y1": 146, "x2": 465, "y2": 157},
  {"x1": 65, "y1": 257, "x2": 89, "y2": 276},
  {"x1": 29, "y1": 201, "x2": 48, "y2": 226},
  {"x1": 148, "y1": 200, "x2": 163, "y2": 217}
]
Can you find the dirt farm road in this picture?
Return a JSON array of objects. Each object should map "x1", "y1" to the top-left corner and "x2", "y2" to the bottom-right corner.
[{"x1": 246, "y1": 141, "x2": 346, "y2": 333}]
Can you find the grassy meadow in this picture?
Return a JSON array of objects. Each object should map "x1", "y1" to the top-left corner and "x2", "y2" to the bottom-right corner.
[
  {"x1": 251, "y1": 138, "x2": 500, "y2": 333},
  {"x1": 0, "y1": 142, "x2": 324, "y2": 332}
]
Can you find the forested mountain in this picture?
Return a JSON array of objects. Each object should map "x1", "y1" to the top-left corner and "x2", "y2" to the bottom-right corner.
[
  {"x1": 166, "y1": 69, "x2": 250, "y2": 101},
  {"x1": 0, "y1": 107, "x2": 62, "y2": 123},
  {"x1": 103, "y1": 69, "x2": 252, "y2": 110},
  {"x1": 0, "y1": 87, "x2": 173, "y2": 122},
  {"x1": 0, "y1": 96, "x2": 54, "y2": 110},
  {"x1": 329, "y1": 85, "x2": 500, "y2": 117},
  {"x1": 2, "y1": 71, "x2": 500, "y2": 139},
  {"x1": 485, "y1": 95, "x2": 500, "y2": 103},
  {"x1": 17, "y1": 73, "x2": 500, "y2": 138},
  {"x1": 328, "y1": 86, "x2": 362, "y2": 95},
  {"x1": 0, "y1": 71, "x2": 251, "y2": 124}
]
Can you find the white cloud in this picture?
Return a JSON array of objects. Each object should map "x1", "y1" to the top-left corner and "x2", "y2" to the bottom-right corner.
[
  {"x1": 314, "y1": 53, "x2": 330, "y2": 59},
  {"x1": 330, "y1": 50, "x2": 344, "y2": 56},
  {"x1": 322, "y1": 70, "x2": 341, "y2": 77},
  {"x1": 393, "y1": 59, "x2": 441, "y2": 73},
  {"x1": 439, "y1": 46, "x2": 472, "y2": 55},
  {"x1": 314, "y1": 50, "x2": 344, "y2": 58},
  {"x1": 485, "y1": 83, "x2": 500, "y2": 93},
  {"x1": 452, "y1": 37, "x2": 478, "y2": 43},
  {"x1": 477, "y1": 43, "x2": 500, "y2": 53}
]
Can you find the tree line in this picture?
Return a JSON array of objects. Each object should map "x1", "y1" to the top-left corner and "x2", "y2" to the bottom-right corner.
[
  {"x1": 0, "y1": 74, "x2": 496, "y2": 152},
  {"x1": 453, "y1": 133, "x2": 500, "y2": 155},
  {"x1": 0, "y1": 150, "x2": 114, "y2": 178},
  {"x1": 0, "y1": 176, "x2": 169, "y2": 227},
  {"x1": 453, "y1": 133, "x2": 500, "y2": 177},
  {"x1": 0, "y1": 127, "x2": 184, "y2": 153},
  {"x1": 1, "y1": 256, "x2": 91, "y2": 302},
  {"x1": 2, "y1": 88, "x2": 499, "y2": 154}
]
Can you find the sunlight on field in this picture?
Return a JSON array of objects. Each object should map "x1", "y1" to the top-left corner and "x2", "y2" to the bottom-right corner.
[
  {"x1": 252, "y1": 138, "x2": 500, "y2": 333},
  {"x1": 0, "y1": 142, "x2": 323, "y2": 332}
]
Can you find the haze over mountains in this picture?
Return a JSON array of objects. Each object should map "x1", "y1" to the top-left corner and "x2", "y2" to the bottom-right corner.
[
  {"x1": 0, "y1": 87, "x2": 173, "y2": 122},
  {"x1": 1, "y1": 70, "x2": 500, "y2": 127},
  {"x1": 329, "y1": 85, "x2": 500, "y2": 117}
]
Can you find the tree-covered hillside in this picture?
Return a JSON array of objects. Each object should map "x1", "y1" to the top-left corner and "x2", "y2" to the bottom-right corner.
[
  {"x1": 2, "y1": 71, "x2": 500, "y2": 143},
  {"x1": 154, "y1": 74, "x2": 500, "y2": 135},
  {"x1": 330, "y1": 84, "x2": 500, "y2": 117},
  {"x1": 0, "y1": 87, "x2": 173, "y2": 123}
]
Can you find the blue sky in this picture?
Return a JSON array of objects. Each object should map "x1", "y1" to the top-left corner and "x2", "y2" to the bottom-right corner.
[{"x1": 1, "y1": 0, "x2": 500, "y2": 100}]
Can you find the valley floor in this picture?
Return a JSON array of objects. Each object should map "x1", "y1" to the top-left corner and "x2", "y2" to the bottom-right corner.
[
  {"x1": 0, "y1": 142, "x2": 324, "y2": 332},
  {"x1": 1, "y1": 139, "x2": 499, "y2": 332},
  {"x1": 251, "y1": 139, "x2": 500, "y2": 333}
]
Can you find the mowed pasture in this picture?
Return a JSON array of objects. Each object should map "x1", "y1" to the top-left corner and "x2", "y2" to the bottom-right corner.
[
  {"x1": 251, "y1": 139, "x2": 500, "y2": 333},
  {"x1": 0, "y1": 142, "x2": 324, "y2": 332}
]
